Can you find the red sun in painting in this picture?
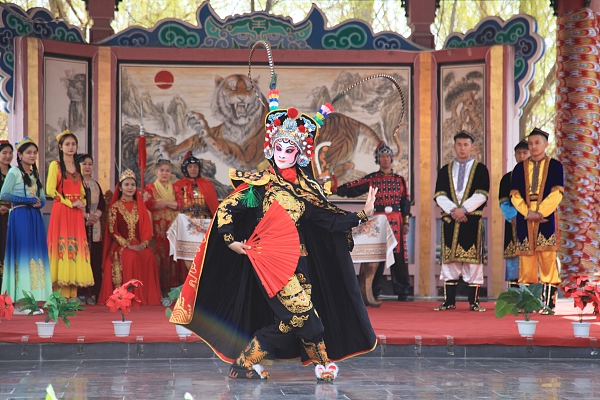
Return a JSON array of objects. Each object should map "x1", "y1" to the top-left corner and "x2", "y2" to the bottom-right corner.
[{"x1": 154, "y1": 70, "x2": 174, "y2": 90}]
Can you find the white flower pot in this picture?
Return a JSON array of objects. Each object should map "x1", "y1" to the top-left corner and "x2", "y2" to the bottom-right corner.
[
  {"x1": 175, "y1": 324, "x2": 192, "y2": 338},
  {"x1": 572, "y1": 321, "x2": 592, "y2": 338},
  {"x1": 36, "y1": 321, "x2": 57, "y2": 338},
  {"x1": 112, "y1": 321, "x2": 132, "y2": 337},
  {"x1": 516, "y1": 320, "x2": 538, "y2": 337}
]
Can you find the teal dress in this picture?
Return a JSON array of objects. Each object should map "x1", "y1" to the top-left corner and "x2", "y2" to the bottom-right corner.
[{"x1": 0, "y1": 167, "x2": 52, "y2": 301}]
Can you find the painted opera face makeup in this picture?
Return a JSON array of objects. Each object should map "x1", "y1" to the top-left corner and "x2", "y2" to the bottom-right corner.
[{"x1": 273, "y1": 140, "x2": 299, "y2": 169}]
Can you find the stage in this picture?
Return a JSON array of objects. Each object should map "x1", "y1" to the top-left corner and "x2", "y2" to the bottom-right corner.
[{"x1": 1, "y1": 300, "x2": 598, "y2": 360}]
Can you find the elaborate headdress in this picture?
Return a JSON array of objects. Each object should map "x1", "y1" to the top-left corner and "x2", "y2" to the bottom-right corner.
[
  {"x1": 56, "y1": 129, "x2": 74, "y2": 142},
  {"x1": 16, "y1": 136, "x2": 35, "y2": 152},
  {"x1": 528, "y1": 127, "x2": 549, "y2": 140},
  {"x1": 119, "y1": 169, "x2": 136, "y2": 183},
  {"x1": 374, "y1": 141, "x2": 394, "y2": 164},
  {"x1": 248, "y1": 40, "x2": 406, "y2": 171},
  {"x1": 181, "y1": 151, "x2": 202, "y2": 177},
  {"x1": 248, "y1": 41, "x2": 334, "y2": 168}
]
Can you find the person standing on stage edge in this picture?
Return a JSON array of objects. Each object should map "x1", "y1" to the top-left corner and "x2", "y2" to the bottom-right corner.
[
  {"x1": 510, "y1": 128, "x2": 563, "y2": 313},
  {"x1": 499, "y1": 139, "x2": 529, "y2": 288},
  {"x1": 434, "y1": 131, "x2": 489, "y2": 312},
  {"x1": 336, "y1": 141, "x2": 412, "y2": 302}
]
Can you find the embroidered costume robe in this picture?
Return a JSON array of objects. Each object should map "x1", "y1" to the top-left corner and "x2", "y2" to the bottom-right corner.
[
  {"x1": 170, "y1": 168, "x2": 376, "y2": 364},
  {"x1": 337, "y1": 171, "x2": 410, "y2": 258},
  {"x1": 434, "y1": 161, "x2": 489, "y2": 264},
  {"x1": 510, "y1": 157, "x2": 563, "y2": 255}
]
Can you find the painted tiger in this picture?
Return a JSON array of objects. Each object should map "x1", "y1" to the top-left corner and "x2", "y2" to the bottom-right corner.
[{"x1": 163, "y1": 73, "x2": 383, "y2": 178}]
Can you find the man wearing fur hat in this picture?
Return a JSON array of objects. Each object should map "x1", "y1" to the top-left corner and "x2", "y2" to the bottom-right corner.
[
  {"x1": 510, "y1": 128, "x2": 563, "y2": 313},
  {"x1": 499, "y1": 139, "x2": 530, "y2": 288},
  {"x1": 434, "y1": 131, "x2": 489, "y2": 312},
  {"x1": 336, "y1": 141, "x2": 412, "y2": 304},
  {"x1": 173, "y1": 152, "x2": 219, "y2": 219}
]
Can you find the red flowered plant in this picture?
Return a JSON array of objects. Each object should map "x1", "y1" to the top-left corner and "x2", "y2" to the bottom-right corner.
[
  {"x1": 106, "y1": 279, "x2": 143, "y2": 322},
  {"x1": 0, "y1": 291, "x2": 14, "y2": 320},
  {"x1": 562, "y1": 276, "x2": 600, "y2": 323}
]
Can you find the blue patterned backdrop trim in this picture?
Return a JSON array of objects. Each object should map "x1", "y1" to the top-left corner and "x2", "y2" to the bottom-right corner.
[
  {"x1": 444, "y1": 15, "x2": 545, "y2": 118},
  {"x1": 0, "y1": 4, "x2": 84, "y2": 113},
  {"x1": 100, "y1": 2, "x2": 422, "y2": 51}
]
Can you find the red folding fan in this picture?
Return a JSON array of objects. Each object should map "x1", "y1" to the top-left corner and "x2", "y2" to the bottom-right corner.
[{"x1": 246, "y1": 200, "x2": 300, "y2": 298}]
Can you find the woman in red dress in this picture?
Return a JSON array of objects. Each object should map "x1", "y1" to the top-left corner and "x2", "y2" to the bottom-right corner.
[
  {"x1": 143, "y1": 159, "x2": 186, "y2": 294},
  {"x1": 98, "y1": 169, "x2": 161, "y2": 306}
]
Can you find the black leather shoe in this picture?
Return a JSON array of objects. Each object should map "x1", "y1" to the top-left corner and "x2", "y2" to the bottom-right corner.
[
  {"x1": 469, "y1": 303, "x2": 486, "y2": 312},
  {"x1": 433, "y1": 302, "x2": 456, "y2": 311}
]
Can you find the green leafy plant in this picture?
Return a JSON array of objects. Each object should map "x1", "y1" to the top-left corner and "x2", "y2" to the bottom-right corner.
[
  {"x1": 164, "y1": 285, "x2": 183, "y2": 319},
  {"x1": 494, "y1": 283, "x2": 550, "y2": 321},
  {"x1": 17, "y1": 290, "x2": 85, "y2": 327}
]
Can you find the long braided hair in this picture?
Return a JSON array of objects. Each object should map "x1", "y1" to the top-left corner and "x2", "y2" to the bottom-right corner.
[
  {"x1": 17, "y1": 142, "x2": 43, "y2": 197},
  {"x1": 57, "y1": 133, "x2": 82, "y2": 196}
]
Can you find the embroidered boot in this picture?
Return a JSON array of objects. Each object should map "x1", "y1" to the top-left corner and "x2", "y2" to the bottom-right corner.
[
  {"x1": 302, "y1": 338, "x2": 339, "y2": 382},
  {"x1": 468, "y1": 284, "x2": 486, "y2": 312},
  {"x1": 229, "y1": 337, "x2": 270, "y2": 379},
  {"x1": 541, "y1": 284, "x2": 557, "y2": 315},
  {"x1": 434, "y1": 280, "x2": 458, "y2": 310}
]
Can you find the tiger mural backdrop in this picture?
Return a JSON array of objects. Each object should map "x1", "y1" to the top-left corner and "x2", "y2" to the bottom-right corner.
[{"x1": 119, "y1": 65, "x2": 412, "y2": 199}]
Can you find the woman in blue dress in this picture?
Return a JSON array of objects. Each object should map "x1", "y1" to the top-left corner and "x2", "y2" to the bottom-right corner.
[{"x1": 0, "y1": 137, "x2": 52, "y2": 302}]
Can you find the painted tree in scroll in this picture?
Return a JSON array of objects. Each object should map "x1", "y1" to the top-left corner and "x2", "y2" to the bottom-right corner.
[{"x1": 434, "y1": 0, "x2": 557, "y2": 152}]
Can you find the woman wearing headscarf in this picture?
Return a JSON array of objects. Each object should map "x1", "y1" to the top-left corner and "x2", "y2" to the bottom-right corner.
[
  {"x1": 98, "y1": 169, "x2": 161, "y2": 306},
  {"x1": 143, "y1": 159, "x2": 187, "y2": 294}
]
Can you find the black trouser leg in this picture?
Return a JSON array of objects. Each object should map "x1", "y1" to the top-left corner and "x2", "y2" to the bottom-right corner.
[
  {"x1": 371, "y1": 262, "x2": 385, "y2": 299},
  {"x1": 390, "y1": 253, "x2": 410, "y2": 300},
  {"x1": 467, "y1": 284, "x2": 486, "y2": 312},
  {"x1": 434, "y1": 280, "x2": 458, "y2": 310},
  {"x1": 543, "y1": 284, "x2": 558, "y2": 310}
]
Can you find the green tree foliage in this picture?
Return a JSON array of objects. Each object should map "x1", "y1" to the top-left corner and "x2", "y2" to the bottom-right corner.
[
  {"x1": 435, "y1": 0, "x2": 557, "y2": 151},
  {"x1": 3, "y1": 0, "x2": 555, "y2": 149}
]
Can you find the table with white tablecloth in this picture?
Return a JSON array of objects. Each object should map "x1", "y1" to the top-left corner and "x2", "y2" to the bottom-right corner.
[
  {"x1": 350, "y1": 214, "x2": 398, "y2": 275},
  {"x1": 166, "y1": 213, "x2": 212, "y2": 261},
  {"x1": 166, "y1": 213, "x2": 397, "y2": 273}
]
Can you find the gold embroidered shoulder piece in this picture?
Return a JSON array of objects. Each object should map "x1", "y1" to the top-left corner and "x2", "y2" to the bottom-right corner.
[{"x1": 228, "y1": 169, "x2": 270, "y2": 188}]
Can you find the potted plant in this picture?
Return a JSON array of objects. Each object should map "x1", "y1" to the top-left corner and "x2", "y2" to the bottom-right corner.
[
  {"x1": 494, "y1": 283, "x2": 550, "y2": 337},
  {"x1": 106, "y1": 279, "x2": 142, "y2": 337},
  {"x1": 562, "y1": 276, "x2": 600, "y2": 338},
  {"x1": 164, "y1": 285, "x2": 192, "y2": 338},
  {"x1": 0, "y1": 291, "x2": 14, "y2": 321},
  {"x1": 17, "y1": 290, "x2": 85, "y2": 338}
]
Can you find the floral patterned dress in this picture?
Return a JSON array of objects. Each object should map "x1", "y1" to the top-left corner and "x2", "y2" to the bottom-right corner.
[{"x1": 46, "y1": 161, "x2": 93, "y2": 297}]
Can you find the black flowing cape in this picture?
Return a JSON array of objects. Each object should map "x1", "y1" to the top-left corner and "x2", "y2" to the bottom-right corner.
[{"x1": 170, "y1": 169, "x2": 376, "y2": 365}]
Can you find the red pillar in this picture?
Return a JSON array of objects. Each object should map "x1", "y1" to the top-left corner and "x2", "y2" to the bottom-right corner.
[
  {"x1": 87, "y1": 0, "x2": 117, "y2": 43},
  {"x1": 555, "y1": 0, "x2": 600, "y2": 16},
  {"x1": 406, "y1": 0, "x2": 437, "y2": 49}
]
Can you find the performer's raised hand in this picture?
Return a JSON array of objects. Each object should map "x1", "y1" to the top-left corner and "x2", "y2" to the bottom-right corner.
[
  {"x1": 364, "y1": 186, "x2": 378, "y2": 217},
  {"x1": 228, "y1": 240, "x2": 251, "y2": 255}
]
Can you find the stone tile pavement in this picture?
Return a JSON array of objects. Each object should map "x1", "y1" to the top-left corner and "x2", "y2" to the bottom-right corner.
[{"x1": 1, "y1": 357, "x2": 599, "y2": 399}]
